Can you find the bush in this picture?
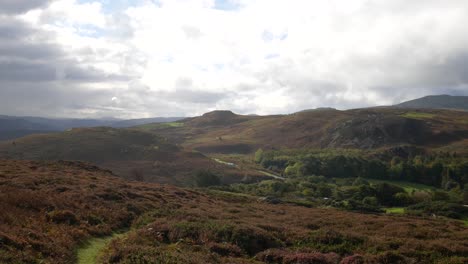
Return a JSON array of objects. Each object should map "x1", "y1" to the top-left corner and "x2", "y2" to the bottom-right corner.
[
  {"x1": 256, "y1": 249, "x2": 339, "y2": 264},
  {"x1": 194, "y1": 170, "x2": 221, "y2": 187},
  {"x1": 208, "y1": 242, "x2": 242, "y2": 257},
  {"x1": 406, "y1": 201, "x2": 468, "y2": 219},
  {"x1": 340, "y1": 254, "x2": 365, "y2": 264},
  {"x1": 46, "y1": 210, "x2": 78, "y2": 225}
]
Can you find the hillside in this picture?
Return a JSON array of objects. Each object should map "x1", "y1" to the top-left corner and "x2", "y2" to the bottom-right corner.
[
  {"x1": 0, "y1": 160, "x2": 466, "y2": 263},
  {"x1": 140, "y1": 108, "x2": 468, "y2": 154},
  {"x1": 0, "y1": 127, "x2": 267, "y2": 185},
  {"x1": 395, "y1": 95, "x2": 468, "y2": 111},
  {"x1": 0, "y1": 116, "x2": 183, "y2": 141}
]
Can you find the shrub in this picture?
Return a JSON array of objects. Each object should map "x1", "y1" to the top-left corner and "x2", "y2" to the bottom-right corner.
[
  {"x1": 46, "y1": 210, "x2": 78, "y2": 225},
  {"x1": 256, "y1": 249, "x2": 340, "y2": 264},
  {"x1": 340, "y1": 254, "x2": 364, "y2": 264},
  {"x1": 194, "y1": 170, "x2": 221, "y2": 187},
  {"x1": 208, "y1": 242, "x2": 242, "y2": 257},
  {"x1": 406, "y1": 201, "x2": 468, "y2": 219}
]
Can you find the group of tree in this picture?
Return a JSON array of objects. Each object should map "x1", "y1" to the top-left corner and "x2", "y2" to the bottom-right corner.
[{"x1": 254, "y1": 149, "x2": 468, "y2": 190}]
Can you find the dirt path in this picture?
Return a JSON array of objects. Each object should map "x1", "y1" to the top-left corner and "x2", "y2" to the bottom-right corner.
[
  {"x1": 212, "y1": 157, "x2": 285, "y2": 180},
  {"x1": 76, "y1": 232, "x2": 126, "y2": 264}
]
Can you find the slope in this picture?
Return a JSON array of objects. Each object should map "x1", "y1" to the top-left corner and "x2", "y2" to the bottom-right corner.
[
  {"x1": 0, "y1": 160, "x2": 466, "y2": 264},
  {"x1": 0, "y1": 115, "x2": 184, "y2": 141},
  {"x1": 0, "y1": 127, "x2": 266, "y2": 185},
  {"x1": 395, "y1": 95, "x2": 468, "y2": 111},
  {"x1": 139, "y1": 108, "x2": 468, "y2": 154}
]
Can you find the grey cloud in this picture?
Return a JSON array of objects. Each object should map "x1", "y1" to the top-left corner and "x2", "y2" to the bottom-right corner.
[
  {"x1": 0, "y1": 16, "x2": 133, "y2": 83},
  {"x1": 0, "y1": 14, "x2": 138, "y2": 118},
  {"x1": 160, "y1": 89, "x2": 225, "y2": 104},
  {"x1": 0, "y1": 61, "x2": 56, "y2": 82},
  {"x1": 0, "y1": 18, "x2": 35, "y2": 39},
  {"x1": 0, "y1": 61, "x2": 131, "y2": 83},
  {"x1": 0, "y1": 0, "x2": 52, "y2": 14},
  {"x1": 0, "y1": 42, "x2": 63, "y2": 60},
  {"x1": 0, "y1": 82, "x2": 113, "y2": 117}
]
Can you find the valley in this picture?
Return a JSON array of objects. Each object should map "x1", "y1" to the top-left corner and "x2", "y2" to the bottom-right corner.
[{"x1": 0, "y1": 102, "x2": 467, "y2": 263}]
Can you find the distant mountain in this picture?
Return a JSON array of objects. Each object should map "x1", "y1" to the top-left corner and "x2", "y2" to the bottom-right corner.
[
  {"x1": 111, "y1": 117, "x2": 182, "y2": 128},
  {"x1": 0, "y1": 115, "x2": 184, "y2": 141},
  {"x1": 395, "y1": 95, "x2": 468, "y2": 110},
  {"x1": 140, "y1": 108, "x2": 468, "y2": 153}
]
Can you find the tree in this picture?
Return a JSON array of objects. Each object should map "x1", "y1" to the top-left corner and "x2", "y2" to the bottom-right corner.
[
  {"x1": 374, "y1": 183, "x2": 405, "y2": 206},
  {"x1": 254, "y1": 148, "x2": 264, "y2": 163},
  {"x1": 194, "y1": 170, "x2": 221, "y2": 187}
]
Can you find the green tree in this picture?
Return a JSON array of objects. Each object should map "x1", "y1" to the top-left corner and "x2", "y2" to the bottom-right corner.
[
  {"x1": 194, "y1": 170, "x2": 221, "y2": 187},
  {"x1": 254, "y1": 148, "x2": 264, "y2": 163}
]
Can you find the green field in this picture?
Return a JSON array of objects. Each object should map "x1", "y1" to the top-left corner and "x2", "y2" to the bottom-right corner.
[
  {"x1": 400, "y1": 112, "x2": 436, "y2": 120},
  {"x1": 385, "y1": 207, "x2": 405, "y2": 214},
  {"x1": 138, "y1": 122, "x2": 184, "y2": 130},
  {"x1": 367, "y1": 179, "x2": 436, "y2": 193}
]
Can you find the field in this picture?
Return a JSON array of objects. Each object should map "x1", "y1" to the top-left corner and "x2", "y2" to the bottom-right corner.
[
  {"x1": 366, "y1": 179, "x2": 436, "y2": 193},
  {"x1": 1, "y1": 107, "x2": 468, "y2": 263},
  {"x1": 1, "y1": 160, "x2": 467, "y2": 263},
  {"x1": 384, "y1": 207, "x2": 405, "y2": 214},
  {"x1": 400, "y1": 112, "x2": 436, "y2": 120}
]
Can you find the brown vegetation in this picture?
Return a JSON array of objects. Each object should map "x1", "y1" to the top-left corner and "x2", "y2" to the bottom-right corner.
[
  {"x1": 140, "y1": 108, "x2": 468, "y2": 154},
  {"x1": 99, "y1": 191, "x2": 468, "y2": 263},
  {"x1": 1, "y1": 160, "x2": 467, "y2": 263},
  {"x1": 0, "y1": 128, "x2": 268, "y2": 186},
  {"x1": 0, "y1": 160, "x2": 201, "y2": 263}
]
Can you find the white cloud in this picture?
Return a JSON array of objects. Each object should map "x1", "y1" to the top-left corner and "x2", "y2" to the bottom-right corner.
[{"x1": 1, "y1": 0, "x2": 468, "y2": 118}]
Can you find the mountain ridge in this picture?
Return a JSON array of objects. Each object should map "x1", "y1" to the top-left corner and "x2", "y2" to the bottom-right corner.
[{"x1": 394, "y1": 95, "x2": 468, "y2": 110}]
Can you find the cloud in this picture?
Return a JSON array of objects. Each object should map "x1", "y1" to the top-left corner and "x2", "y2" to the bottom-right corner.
[
  {"x1": 1, "y1": 0, "x2": 468, "y2": 118},
  {"x1": 0, "y1": 0, "x2": 52, "y2": 14}
]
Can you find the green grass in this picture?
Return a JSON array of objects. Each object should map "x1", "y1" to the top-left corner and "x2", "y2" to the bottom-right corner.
[
  {"x1": 367, "y1": 179, "x2": 436, "y2": 193},
  {"x1": 77, "y1": 233, "x2": 126, "y2": 264},
  {"x1": 137, "y1": 122, "x2": 184, "y2": 131},
  {"x1": 462, "y1": 218, "x2": 468, "y2": 226},
  {"x1": 400, "y1": 112, "x2": 436, "y2": 120},
  {"x1": 385, "y1": 207, "x2": 405, "y2": 214}
]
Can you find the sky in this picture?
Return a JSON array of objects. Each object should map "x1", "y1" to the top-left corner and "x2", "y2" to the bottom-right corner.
[{"x1": 0, "y1": 0, "x2": 468, "y2": 118}]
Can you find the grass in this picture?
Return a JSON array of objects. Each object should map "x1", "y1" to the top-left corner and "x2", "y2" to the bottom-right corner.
[
  {"x1": 77, "y1": 233, "x2": 126, "y2": 264},
  {"x1": 137, "y1": 122, "x2": 184, "y2": 131},
  {"x1": 384, "y1": 207, "x2": 405, "y2": 214},
  {"x1": 2, "y1": 160, "x2": 468, "y2": 264},
  {"x1": 463, "y1": 218, "x2": 468, "y2": 226},
  {"x1": 400, "y1": 112, "x2": 436, "y2": 120},
  {"x1": 367, "y1": 179, "x2": 436, "y2": 193}
]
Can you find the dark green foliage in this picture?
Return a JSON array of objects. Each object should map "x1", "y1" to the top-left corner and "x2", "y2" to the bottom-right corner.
[
  {"x1": 258, "y1": 149, "x2": 468, "y2": 189},
  {"x1": 374, "y1": 183, "x2": 406, "y2": 206},
  {"x1": 194, "y1": 170, "x2": 221, "y2": 187},
  {"x1": 406, "y1": 201, "x2": 468, "y2": 219}
]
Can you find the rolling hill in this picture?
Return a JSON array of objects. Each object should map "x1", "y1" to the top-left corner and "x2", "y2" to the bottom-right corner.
[
  {"x1": 0, "y1": 115, "x2": 183, "y2": 141},
  {"x1": 0, "y1": 127, "x2": 267, "y2": 185},
  {"x1": 395, "y1": 95, "x2": 468, "y2": 111},
  {"x1": 0, "y1": 160, "x2": 466, "y2": 264},
  {"x1": 139, "y1": 108, "x2": 468, "y2": 154}
]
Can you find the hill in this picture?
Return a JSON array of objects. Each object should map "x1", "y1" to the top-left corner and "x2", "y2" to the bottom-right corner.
[
  {"x1": 139, "y1": 108, "x2": 468, "y2": 154},
  {"x1": 0, "y1": 116, "x2": 183, "y2": 141},
  {"x1": 0, "y1": 127, "x2": 267, "y2": 185},
  {"x1": 395, "y1": 95, "x2": 468, "y2": 111},
  {"x1": 0, "y1": 160, "x2": 466, "y2": 263}
]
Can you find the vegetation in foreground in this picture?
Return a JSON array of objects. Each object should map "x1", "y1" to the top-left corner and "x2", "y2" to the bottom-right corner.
[{"x1": 0, "y1": 160, "x2": 467, "y2": 263}]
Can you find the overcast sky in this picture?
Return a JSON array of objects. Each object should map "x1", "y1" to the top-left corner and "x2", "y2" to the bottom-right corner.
[{"x1": 1, "y1": 0, "x2": 467, "y2": 118}]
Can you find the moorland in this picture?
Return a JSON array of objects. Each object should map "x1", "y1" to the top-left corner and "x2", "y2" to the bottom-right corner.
[{"x1": 0, "y1": 95, "x2": 467, "y2": 263}]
